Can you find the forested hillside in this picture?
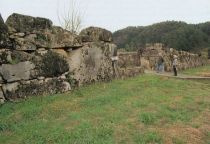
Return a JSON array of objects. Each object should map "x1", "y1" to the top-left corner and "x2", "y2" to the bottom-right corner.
[{"x1": 113, "y1": 21, "x2": 210, "y2": 52}]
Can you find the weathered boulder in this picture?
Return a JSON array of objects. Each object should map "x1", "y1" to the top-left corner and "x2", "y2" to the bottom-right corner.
[
  {"x1": 0, "y1": 14, "x2": 8, "y2": 46},
  {"x1": 49, "y1": 26, "x2": 82, "y2": 48},
  {"x1": 61, "y1": 81, "x2": 71, "y2": 92},
  {"x1": 0, "y1": 49, "x2": 35, "y2": 65},
  {"x1": 6, "y1": 13, "x2": 53, "y2": 33},
  {"x1": 3, "y1": 78, "x2": 70, "y2": 99},
  {"x1": 2, "y1": 82, "x2": 19, "y2": 99},
  {"x1": 118, "y1": 52, "x2": 141, "y2": 68},
  {"x1": 80, "y1": 27, "x2": 113, "y2": 42},
  {"x1": 0, "y1": 49, "x2": 11, "y2": 64},
  {"x1": 6, "y1": 14, "x2": 82, "y2": 49},
  {"x1": 14, "y1": 37, "x2": 37, "y2": 51},
  {"x1": 15, "y1": 27, "x2": 83, "y2": 49},
  {"x1": 0, "y1": 75, "x2": 4, "y2": 84},
  {"x1": 0, "y1": 89, "x2": 5, "y2": 104},
  {"x1": 52, "y1": 49, "x2": 68, "y2": 57},
  {"x1": 0, "y1": 14, "x2": 12, "y2": 48},
  {"x1": 68, "y1": 42, "x2": 113, "y2": 86},
  {"x1": 0, "y1": 61, "x2": 35, "y2": 82},
  {"x1": 11, "y1": 50, "x2": 34, "y2": 62}
]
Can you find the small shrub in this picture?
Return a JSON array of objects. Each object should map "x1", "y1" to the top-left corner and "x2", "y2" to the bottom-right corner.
[{"x1": 41, "y1": 51, "x2": 69, "y2": 77}]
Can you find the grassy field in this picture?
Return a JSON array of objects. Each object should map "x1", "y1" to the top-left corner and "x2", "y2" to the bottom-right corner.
[
  {"x1": 0, "y1": 74, "x2": 210, "y2": 144},
  {"x1": 182, "y1": 64, "x2": 210, "y2": 77}
]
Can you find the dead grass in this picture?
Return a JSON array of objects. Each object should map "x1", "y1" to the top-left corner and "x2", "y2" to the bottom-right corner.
[
  {"x1": 161, "y1": 125, "x2": 204, "y2": 144},
  {"x1": 157, "y1": 109, "x2": 210, "y2": 144},
  {"x1": 198, "y1": 72, "x2": 210, "y2": 77},
  {"x1": 114, "y1": 124, "x2": 133, "y2": 144}
]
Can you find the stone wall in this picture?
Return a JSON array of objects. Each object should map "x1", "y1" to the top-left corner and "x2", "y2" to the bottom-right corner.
[
  {"x1": 141, "y1": 43, "x2": 208, "y2": 71},
  {"x1": 117, "y1": 43, "x2": 208, "y2": 76},
  {"x1": 1, "y1": 13, "x2": 206, "y2": 104},
  {"x1": 117, "y1": 52, "x2": 144, "y2": 78},
  {"x1": 0, "y1": 13, "x2": 117, "y2": 104}
]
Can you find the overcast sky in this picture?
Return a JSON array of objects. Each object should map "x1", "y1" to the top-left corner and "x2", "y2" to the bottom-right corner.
[{"x1": 0, "y1": 0, "x2": 210, "y2": 32}]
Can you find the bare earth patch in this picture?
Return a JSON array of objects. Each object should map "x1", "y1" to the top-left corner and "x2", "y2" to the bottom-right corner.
[
  {"x1": 157, "y1": 109, "x2": 210, "y2": 144},
  {"x1": 158, "y1": 125, "x2": 204, "y2": 144},
  {"x1": 198, "y1": 72, "x2": 210, "y2": 77}
]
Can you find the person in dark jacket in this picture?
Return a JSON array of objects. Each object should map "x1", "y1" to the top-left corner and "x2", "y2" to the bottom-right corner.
[
  {"x1": 156, "y1": 53, "x2": 164, "y2": 73},
  {"x1": 172, "y1": 55, "x2": 178, "y2": 76}
]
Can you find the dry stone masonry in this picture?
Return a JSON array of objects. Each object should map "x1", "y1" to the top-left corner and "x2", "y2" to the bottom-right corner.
[
  {"x1": 117, "y1": 52, "x2": 144, "y2": 78},
  {"x1": 117, "y1": 43, "x2": 208, "y2": 75},
  {"x1": 140, "y1": 43, "x2": 208, "y2": 71},
  {"x1": 0, "y1": 13, "x2": 119, "y2": 104}
]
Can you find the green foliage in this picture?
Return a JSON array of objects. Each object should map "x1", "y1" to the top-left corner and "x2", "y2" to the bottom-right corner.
[
  {"x1": 41, "y1": 51, "x2": 69, "y2": 77},
  {"x1": 113, "y1": 21, "x2": 210, "y2": 52}
]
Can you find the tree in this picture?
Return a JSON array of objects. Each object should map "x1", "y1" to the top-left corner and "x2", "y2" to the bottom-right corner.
[
  {"x1": 57, "y1": 0, "x2": 83, "y2": 34},
  {"x1": 113, "y1": 21, "x2": 210, "y2": 52}
]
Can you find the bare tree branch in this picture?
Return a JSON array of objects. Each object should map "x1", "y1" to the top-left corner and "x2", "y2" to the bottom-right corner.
[{"x1": 57, "y1": 0, "x2": 83, "y2": 34}]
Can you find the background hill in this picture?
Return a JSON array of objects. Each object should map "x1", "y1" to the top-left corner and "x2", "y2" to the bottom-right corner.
[{"x1": 113, "y1": 21, "x2": 210, "y2": 52}]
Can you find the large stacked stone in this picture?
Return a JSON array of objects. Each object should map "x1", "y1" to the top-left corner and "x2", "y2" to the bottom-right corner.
[
  {"x1": 6, "y1": 13, "x2": 82, "y2": 51},
  {"x1": 0, "y1": 14, "x2": 13, "y2": 49},
  {"x1": 80, "y1": 26, "x2": 113, "y2": 42},
  {"x1": 65, "y1": 27, "x2": 115, "y2": 86},
  {"x1": 0, "y1": 13, "x2": 118, "y2": 104}
]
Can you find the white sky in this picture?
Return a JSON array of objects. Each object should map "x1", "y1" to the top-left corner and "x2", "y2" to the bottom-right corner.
[{"x1": 0, "y1": 0, "x2": 210, "y2": 32}]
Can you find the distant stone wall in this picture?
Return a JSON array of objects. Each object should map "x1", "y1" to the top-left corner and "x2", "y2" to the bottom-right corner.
[
  {"x1": 141, "y1": 43, "x2": 208, "y2": 71},
  {"x1": 118, "y1": 52, "x2": 141, "y2": 68},
  {"x1": 0, "y1": 13, "x2": 118, "y2": 104},
  {"x1": 117, "y1": 52, "x2": 144, "y2": 78}
]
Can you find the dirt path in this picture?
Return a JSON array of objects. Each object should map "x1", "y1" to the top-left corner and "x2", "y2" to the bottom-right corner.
[{"x1": 145, "y1": 70, "x2": 210, "y2": 80}]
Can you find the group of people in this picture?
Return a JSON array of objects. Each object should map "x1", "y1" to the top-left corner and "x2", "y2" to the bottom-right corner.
[{"x1": 156, "y1": 53, "x2": 178, "y2": 76}]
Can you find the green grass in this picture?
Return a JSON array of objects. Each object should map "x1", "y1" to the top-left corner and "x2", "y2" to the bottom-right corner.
[
  {"x1": 0, "y1": 74, "x2": 210, "y2": 144},
  {"x1": 182, "y1": 64, "x2": 210, "y2": 76}
]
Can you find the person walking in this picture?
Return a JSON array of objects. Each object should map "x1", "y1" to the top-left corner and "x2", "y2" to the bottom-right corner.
[
  {"x1": 156, "y1": 53, "x2": 164, "y2": 73},
  {"x1": 172, "y1": 55, "x2": 178, "y2": 76}
]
